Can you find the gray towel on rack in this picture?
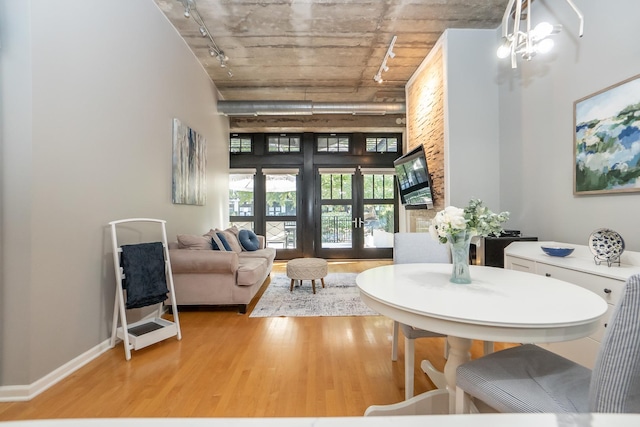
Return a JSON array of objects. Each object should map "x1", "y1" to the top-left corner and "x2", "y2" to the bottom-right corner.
[{"x1": 120, "y1": 242, "x2": 169, "y2": 309}]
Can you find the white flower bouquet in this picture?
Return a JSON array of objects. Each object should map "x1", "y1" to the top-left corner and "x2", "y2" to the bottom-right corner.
[{"x1": 429, "y1": 199, "x2": 510, "y2": 244}]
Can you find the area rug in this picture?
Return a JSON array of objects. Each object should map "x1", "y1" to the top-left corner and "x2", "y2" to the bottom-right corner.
[{"x1": 249, "y1": 272, "x2": 379, "y2": 318}]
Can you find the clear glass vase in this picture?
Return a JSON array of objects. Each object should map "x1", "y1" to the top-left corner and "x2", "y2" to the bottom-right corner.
[{"x1": 448, "y1": 230, "x2": 472, "y2": 284}]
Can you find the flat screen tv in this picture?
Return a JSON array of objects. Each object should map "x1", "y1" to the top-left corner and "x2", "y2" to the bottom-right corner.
[{"x1": 393, "y1": 145, "x2": 434, "y2": 209}]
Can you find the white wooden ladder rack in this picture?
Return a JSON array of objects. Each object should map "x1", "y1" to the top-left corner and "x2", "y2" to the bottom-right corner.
[{"x1": 109, "y1": 218, "x2": 182, "y2": 360}]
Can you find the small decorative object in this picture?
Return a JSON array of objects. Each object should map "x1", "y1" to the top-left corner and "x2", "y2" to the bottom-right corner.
[
  {"x1": 430, "y1": 199, "x2": 510, "y2": 284},
  {"x1": 574, "y1": 74, "x2": 640, "y2": 195},
  {"x1": 589, "y1": 228, "x2": 625, "y2": 267},
  {"x1": 541, "y1": 246, "x2": 575, "y2": 258}
]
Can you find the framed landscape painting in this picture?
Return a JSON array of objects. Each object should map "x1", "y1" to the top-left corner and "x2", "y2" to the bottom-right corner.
[
  {"x1": 172, "y1": 118, "x2": 207, "y2": 205},
  {"x1": 574, "y1": 74, "x2": 640, "y2": 195}
]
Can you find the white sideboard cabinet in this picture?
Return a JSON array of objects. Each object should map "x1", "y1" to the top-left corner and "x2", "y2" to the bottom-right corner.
[{"x1": 504, "y1": 241, "x2": 640, "y2": 368}]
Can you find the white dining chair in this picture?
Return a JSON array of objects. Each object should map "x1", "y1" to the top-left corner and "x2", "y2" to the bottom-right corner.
[
  {"x1": 392, "y1": 232, "x2": 450, "y2": 399},
  {"x1": 455, "y1": 273, "x2": 640, "y2": 414}
]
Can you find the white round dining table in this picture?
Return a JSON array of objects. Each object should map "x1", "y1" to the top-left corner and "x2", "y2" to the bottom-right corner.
[{"x1": 356, "y1": 263, "x2": 608, "y2": 414}]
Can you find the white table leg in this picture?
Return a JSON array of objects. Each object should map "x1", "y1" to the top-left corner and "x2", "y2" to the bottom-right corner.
[{"x1": 443, "y1": 336, "x2": 472, "y2": 413}]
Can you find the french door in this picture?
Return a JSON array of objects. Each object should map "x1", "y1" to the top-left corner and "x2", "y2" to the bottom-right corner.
[{"x1": 315, "y1": 167, "x2": 395, "y2": 259}]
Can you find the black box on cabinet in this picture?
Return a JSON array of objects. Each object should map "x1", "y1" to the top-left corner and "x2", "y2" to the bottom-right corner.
[{"x1": 482, "y1": 236, "x2": 538, "y2": 268}]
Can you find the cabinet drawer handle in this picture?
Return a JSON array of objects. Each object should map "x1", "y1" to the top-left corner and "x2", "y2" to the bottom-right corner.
[
  {"x1": 545, "y1": 273, "x2": 551, "y2": 277},
  {"x1": 604, "y1": 288, "x2": 612, "y2": 294}
]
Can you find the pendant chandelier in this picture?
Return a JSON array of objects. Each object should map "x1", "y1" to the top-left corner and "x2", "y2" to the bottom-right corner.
[{"x1": 497, "y1": 0, "x2": 584, "y2": 69}]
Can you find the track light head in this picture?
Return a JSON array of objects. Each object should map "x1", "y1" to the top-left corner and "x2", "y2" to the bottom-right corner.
[{"x1": 183, "y1": 0, "x2": 233, "y2": 78}]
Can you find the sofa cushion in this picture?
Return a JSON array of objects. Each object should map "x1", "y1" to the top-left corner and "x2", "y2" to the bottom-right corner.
[
  {"x1": 238, "y1": 229, "x2": 260, "y2": 251},
  {"x1": 237, "y1": 257, "x2": 269, "y2": 287},
  {"x1": 211, "y1": 232, "x2": 232, "y2": 251},
  {"x1": 177, "y1": 234, "x2": 212, "y2": 250},
  {"x1": 238, "y1": 247, "x2": 277, "y2": 264}
]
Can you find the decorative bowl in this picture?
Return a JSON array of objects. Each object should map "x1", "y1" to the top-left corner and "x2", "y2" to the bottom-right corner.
[{"x1": 541, "y1": 246, "x2": 575, "y2": 257}]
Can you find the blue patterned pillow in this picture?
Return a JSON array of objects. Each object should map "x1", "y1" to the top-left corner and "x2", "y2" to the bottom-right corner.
[
  {"x1": 238, "y1": 229, "x2": 260, "y2": 251},
  {"x1": 211, "y1": 232, "x2": 232, "y2": 251}
]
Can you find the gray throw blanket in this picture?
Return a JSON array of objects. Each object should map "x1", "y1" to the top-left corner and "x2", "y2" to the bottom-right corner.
[{"x1": 120, "y1": 242, "x2": 169, "y2": 309}]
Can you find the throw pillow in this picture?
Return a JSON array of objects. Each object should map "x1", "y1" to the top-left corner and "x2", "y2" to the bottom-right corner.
[
  {"x1": 177, "y1": 234, "x2": 212, "y2": 250},
  {"x1": 211, "y1": 232, "x2": 232, "y2": 251},
  {"x1": 212, "y1": 227, "x2": 243, "y2": 253},
  {"x1": 238, "y1": 229, "x2": 260, "y2": 251}
]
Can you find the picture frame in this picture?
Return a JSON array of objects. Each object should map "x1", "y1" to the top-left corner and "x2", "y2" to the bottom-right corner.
[
  {"x1": 172, "y1": 118, "x2": 207, "y2": 205},
  {"x1": 574, "y1": 74, "x2": 640, "y2": 195}
]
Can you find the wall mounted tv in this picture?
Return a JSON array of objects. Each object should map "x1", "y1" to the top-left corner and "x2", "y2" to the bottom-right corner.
[{"x1": 393, "y1": 145, "x2": 434, "y2": 209}]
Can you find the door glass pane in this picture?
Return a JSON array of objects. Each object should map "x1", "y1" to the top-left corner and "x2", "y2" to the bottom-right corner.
[
  {"x1": 229, "y1": 173, "x2": 254, "y2": 217},
  {"x1": 321, "y1": 205, "x2": 352, "y2": 249},
  {"x1": 266, "y1": 221, "x2": 296, "y2": 249},
  {"x1": 363, "y1": 204, "x2": 394, "y2": 248},
  {"x1": 321, "y1": 173, "x2": 352, "y2": 199},
  {"x1": 363, "y1": 174, "x2": 395, "y2": 199},
  {"x1": 265, "y1": 174, "x2": 297, "y2": 216}
]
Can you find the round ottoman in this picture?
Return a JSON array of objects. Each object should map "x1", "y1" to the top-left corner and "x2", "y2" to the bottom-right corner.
[{"x1": 286, "y1": 258, "x2": 328, "y2": 294}]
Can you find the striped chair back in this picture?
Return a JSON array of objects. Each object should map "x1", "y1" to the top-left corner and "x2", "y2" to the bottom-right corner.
[{"x1": 589, "y1": 273, "x2": 640, "y2": 412}]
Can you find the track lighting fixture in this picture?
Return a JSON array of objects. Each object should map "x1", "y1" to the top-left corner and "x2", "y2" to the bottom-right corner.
[
  {"x1": 373, "y1": 35, "x2": 397, "y2": 84},
  {"x1": 180, "y1": 0, "x2": 233, "y2": 77},
  {"x1": 498, "y1": 0, "x2": 583, "y2": 69}
]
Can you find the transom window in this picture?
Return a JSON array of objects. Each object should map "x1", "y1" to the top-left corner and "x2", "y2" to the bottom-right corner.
[
  {"x1": 317, "y1": 135, "x2": 350, "y2": 152},
  {"x1": 229, "y1": 135, "x2": 252, "y2": 153},
  {"x1": 366, "y1": 137, "x2": 398, "y2": 153},
  {"x1": 267, "y1": 135, "x2": 301, "y2": 152}
]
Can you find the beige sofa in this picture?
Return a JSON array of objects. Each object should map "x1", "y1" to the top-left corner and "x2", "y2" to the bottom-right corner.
[{"x1": 168, "y1": 230, "x2": 276, "y2": 313}]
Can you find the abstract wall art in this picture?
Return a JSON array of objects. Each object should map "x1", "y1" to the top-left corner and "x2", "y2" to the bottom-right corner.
[
  {"x1": 172, "y1": 118, "x2": 206, "y2": 205},
  {"x1": 574, "y1": 74, "x2": 640, "y2": 195}
]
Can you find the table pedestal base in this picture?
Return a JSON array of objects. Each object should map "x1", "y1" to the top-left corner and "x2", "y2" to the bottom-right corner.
[
  {"x1": 364, "y1": 336, "x2": 472, "y2": 416},
  {"x1": 364, "y1": 389, "x2": 450, "y2": 416}
]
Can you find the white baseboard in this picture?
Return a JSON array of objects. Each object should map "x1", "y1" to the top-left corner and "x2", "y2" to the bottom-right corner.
[{"x1": 0, "y1": 339, "x2": 112, "y2": 402}]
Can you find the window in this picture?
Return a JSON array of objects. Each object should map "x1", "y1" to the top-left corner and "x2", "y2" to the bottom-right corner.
[
  {"x1": 267, "y1": 135, "x2": 301, "y2": 152},
  {"x1": 264, "y1": 169, "x2": 298, "y2": 249},
  {"x1": 366, "y1": 137, "x2": 398, "y2": 153},
  {"x1": 229, "y1": 135, "x2": 252, "y2": 153},
  {"x1": 317, "y1": 135, "x2": 350, "y2": 152},
  {"x1": 229, "y1": 172, "x2": 255, "y2": 217}
]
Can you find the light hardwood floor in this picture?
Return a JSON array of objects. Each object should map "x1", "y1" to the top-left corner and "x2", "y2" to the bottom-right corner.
[{"x1": 0, "y1": 260, "x2": 511, "y2": 420}]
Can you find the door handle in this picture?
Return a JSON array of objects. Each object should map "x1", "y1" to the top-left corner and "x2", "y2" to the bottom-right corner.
[{"x1": 352, "y1": 218, "x2": 364, "y2": 228}]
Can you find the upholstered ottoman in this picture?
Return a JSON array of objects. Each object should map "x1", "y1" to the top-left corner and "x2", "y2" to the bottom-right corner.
[{"x1": 286, "y1": 258, "x2": 328, "y2": 294}]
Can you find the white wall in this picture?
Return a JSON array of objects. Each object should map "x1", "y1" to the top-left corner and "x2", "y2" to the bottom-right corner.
[
  {"x1": 444, "y1": 29, "x2": 501, "y2": 210},
  {"x1": 499, "y1": 0, "x2": 640, "y2": 250},
  {"x1": 1, "y1": 0, "x2": 229, "y2": 386}
]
